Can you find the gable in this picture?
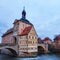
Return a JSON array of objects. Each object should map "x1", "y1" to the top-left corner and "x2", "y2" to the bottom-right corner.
[{"x1": 28, "y1": 26, "x2": 38, "y2": 37}]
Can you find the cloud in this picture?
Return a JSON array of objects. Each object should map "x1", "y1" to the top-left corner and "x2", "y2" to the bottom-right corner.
[
  {"x1": 36, "y1": 15, "x2": 60, "y2": 39},
  {"x1": 0, "y1": 22, "x2": 9, "y2": 42}
]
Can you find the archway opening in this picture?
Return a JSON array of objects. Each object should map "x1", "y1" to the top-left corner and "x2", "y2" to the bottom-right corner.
[
  {"x1": 15, "y1": 37, "x2": 16, "y2": 44},
  {"x1": 38, "y1": 46, "x2": 45, "y2": 54},
  {"x1": 6, "y1": 48, "x2": 18, "y2": 56},
  {"x1": 13, "y1": 37, "x2": 17, "y2": 44}
]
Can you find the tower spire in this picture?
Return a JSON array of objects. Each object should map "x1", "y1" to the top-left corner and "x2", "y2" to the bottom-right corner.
[{"x1": 22, "y1": 7, "x2": 26, "y2": 18}]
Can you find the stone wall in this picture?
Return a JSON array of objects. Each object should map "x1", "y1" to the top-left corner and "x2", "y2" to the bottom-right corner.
[{"x1": 2, "y1": 33, "x2": 14, "y2": 44}]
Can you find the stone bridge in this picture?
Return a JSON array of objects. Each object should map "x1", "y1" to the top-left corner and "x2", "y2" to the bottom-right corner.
[
  {"x1": 0, "y1": 43, "x2": 49, "y2": 56},
  {"x1": 38, "y1": 43, "x2": 49, "y2": 53},
  {"x1": 0, "y1": 44, "x2": 18, "y2": 56}
]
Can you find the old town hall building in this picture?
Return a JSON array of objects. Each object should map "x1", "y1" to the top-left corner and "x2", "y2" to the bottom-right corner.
[{"x1": 2, "y1": 8, "x2": 38, "y2": 56}]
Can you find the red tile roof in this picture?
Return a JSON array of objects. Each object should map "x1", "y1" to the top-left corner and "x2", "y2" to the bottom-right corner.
[
  {"x1": 54, "y1": 35, "x2": 60, "y2": 40},
  {"x1": 20, "y1": 26, "x2": 32, "y2": 36},
  {"x1": 43, "y1": 37, "x2": 52, "y2": 41}
]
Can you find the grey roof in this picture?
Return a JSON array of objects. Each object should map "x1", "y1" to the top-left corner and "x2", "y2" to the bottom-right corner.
[
  {"x1": 20, "y1": 18, "x2": 33, "y2": 25},
  {"x1": 14, "y1": 18, "x2": 33, "y2": 26},
  {"x1": 2, "y1": 28, "x2": 13, "y2": 37}
]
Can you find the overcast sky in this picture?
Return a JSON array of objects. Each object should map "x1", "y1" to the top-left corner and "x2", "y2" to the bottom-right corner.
[{"x1": 0, "y1": 0, "x2": 60, "y2": 42}]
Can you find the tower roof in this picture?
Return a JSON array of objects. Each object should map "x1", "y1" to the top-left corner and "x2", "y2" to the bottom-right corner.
[
  {"x1": 20, "y1": 7, "x2": 33, "y2": 25},
  {"x1": 20, "y1": 18, "x2": 32, "y2": 25},
  {"x1": 14, "y1": 7, "x2": 33, "y2": 25},
  {"x1": 22, "y1": 7, "x2": 26, "y2": 18}
]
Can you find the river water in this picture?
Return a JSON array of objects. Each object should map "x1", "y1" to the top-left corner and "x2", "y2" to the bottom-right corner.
[{"x1": 0, "y1": 54, "x2": 60, "y2": 60}]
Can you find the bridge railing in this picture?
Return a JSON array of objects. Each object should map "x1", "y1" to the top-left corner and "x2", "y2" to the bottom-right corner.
[
  {"x1": 38, "y1": 43, "x2": 48, "y2": 47},
  {"x1": 0, "y1": 43, "x2": 17, "y2": 47}
]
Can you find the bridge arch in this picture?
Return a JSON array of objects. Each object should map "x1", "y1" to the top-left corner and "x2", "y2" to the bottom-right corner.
[
  {"x1": 38, "y1": 46, "x2": 45, "y2": 53},
  {"x1": 4, "y1": 48, "x2": 18, "y2": 56}
]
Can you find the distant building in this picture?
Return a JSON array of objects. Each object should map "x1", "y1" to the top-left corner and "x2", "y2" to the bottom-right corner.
[
  {"x1": 2, "y1": 8, "x2": 38, "y2": 55},
  {"x1": 54, "y1": 35, "x2": 60, "y2": 48},
  {"x1": 38, "y1": 38, "x2": 43, "y2": 44},
  {"x1": 52, "y1": 42, "x2": 55, "y2": 47},
  {"x1": 42, "y1": 37, "x2": 52, "y2": 44}
]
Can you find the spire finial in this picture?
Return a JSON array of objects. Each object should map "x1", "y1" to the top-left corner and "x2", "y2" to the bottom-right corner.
[{"x1": 22, "y1": 6, "x2": 26, "y2": 18}]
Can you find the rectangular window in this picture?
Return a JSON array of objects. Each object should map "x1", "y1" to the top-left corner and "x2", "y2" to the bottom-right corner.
[
  {"x1": 31, "y1": 48, "x2": 33, "y2": 50},
  {"x1": 33, "y1": 41, "x2": 34, "y2": 44},
  {"x1": 23, "y1": 24, "x2": 24, "y2": 28},
  {"x1": 28, "y1": 36, "x2": 30, "y2": 38},
  {"x1": 31, "y1": 36, "x2": 34, "y2": 39},
  {"x1": 20, "y1": 36, "x2": 22, "y2": 39}
]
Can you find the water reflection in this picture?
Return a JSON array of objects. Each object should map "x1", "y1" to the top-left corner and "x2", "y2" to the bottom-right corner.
[{"x1": 0, "y1": 54, "x2": 60, "y2": 60}]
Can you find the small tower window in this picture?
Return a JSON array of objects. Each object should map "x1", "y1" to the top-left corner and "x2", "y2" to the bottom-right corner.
[{"x1": 23, "y1": 24, "x2": 24, "y2": 28}]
